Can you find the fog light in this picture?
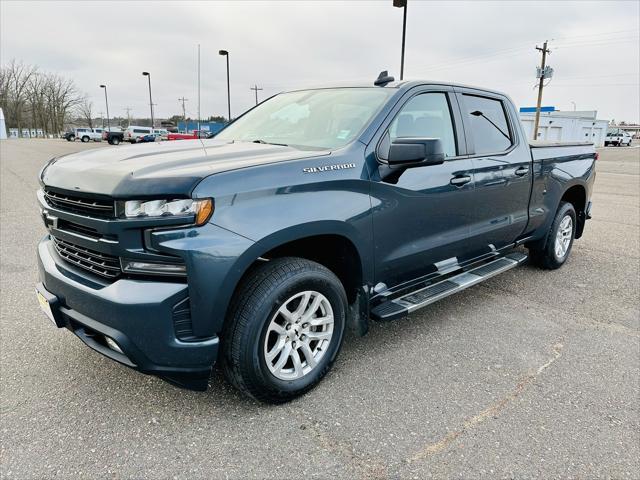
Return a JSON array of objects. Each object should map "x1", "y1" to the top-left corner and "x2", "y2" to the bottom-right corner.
[
  {"x1": 105, "y1": 336, "x2": 124, "y2": 354},
  {"x1": 121, "y1": 258, "x2": 187, "y2": 276}
]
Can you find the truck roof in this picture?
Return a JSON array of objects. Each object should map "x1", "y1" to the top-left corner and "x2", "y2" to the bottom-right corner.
[{"x1": 284, "y1": 79, "x2": 508, "y2": 97}]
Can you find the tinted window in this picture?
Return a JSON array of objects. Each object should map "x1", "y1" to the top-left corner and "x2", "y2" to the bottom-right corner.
[
  {"x1": 388, "y1": 93, "x2": 457, "y2": 157},
  {"x1": 133, "y1": 129, "x2": 150, "y2": 134},
  {"x1": 463, "y1": 95, "x2": 512, "y2": 154}
]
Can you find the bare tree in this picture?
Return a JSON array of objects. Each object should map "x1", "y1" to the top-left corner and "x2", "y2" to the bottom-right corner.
[
  {"x1": 76, "y1": 97, "x2": 94, "y2": 129},
  {"x1": 0, "y1": 59, "x2": 84, "y2": 136},
  {"x1": 0, "y1": 60, "x2": 37, "y2": 134}
]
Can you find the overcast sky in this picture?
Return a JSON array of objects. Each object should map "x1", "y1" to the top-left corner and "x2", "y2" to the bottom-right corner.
[{"x1": 2, "y1": 0, "x2": 638, "y2": 123}]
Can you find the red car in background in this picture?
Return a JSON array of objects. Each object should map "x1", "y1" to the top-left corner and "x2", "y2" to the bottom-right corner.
[{"x1": 167, "y1": 130, "x2": 215, "y2": 140}]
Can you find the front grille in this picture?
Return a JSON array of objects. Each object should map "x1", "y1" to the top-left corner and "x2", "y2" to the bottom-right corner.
[
  {"x1": 52, "y1": 236, "x2": 121, "y2": 279},
  {"x1": 57, "y1": 219, "x2": 102, "y2": 239},
  {"x1": 44, "y1": 189, "x2": 115, "y2": 218}
]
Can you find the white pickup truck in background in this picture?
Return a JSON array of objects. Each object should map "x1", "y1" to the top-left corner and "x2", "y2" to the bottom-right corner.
[
  {"x1": 604, "y1": 130, "x2": 633, "y2": 147},
  {"x1": 73, "y1": 128, "x2": 103, "y2": 143}
]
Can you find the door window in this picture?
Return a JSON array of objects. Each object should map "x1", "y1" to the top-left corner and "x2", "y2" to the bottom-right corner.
[
  {"x1": 388, "y1": 93, "x2": 457, "y2": 157},
  {"x1": 463, "y1": 95, "x2": 512, "y2": 154}
]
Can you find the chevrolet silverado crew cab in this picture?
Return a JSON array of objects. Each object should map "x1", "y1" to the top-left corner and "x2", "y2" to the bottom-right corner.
[{"x1": 36, "y1": 72, "x2": 596, "y2": 403}]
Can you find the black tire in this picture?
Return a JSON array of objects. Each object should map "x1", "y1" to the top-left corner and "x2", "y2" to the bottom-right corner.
[
  {"x1": 81, "y1": 136, "x2": 89, "y2": 143},
  {"x1": 222, "y1": 257, "x2": 347, "y2": 404},
  {"x1": 112, "y1": 137, "x2": 120, "y2": 146},
  {"x1": 528, "y1": 201, "x2": 577, "y2": 270}
]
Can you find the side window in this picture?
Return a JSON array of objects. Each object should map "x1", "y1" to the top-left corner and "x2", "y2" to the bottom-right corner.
[
  {"x1": 463, "y1": 94, "x2": 512, "y2": 154},
  {"x1": 388, "y1": 93, "x2": 457, "y2": 157}
]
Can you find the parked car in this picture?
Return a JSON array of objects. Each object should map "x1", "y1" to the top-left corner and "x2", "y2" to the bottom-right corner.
[
  {"x1": 72, "y1": 127, "x2": 102, "y2": 143},
  {"x1": 167, "y1": 130, "x2": 214, "y2": 140},
  {"x1": 36, "y1": 74, "x2": 596, "y2": 403},
  {"x1": 62, "y1": 130, "x2": 75, "y2": 142},
  {"x1": 139, "y1": 133, "x2": 161, "y2": 143},
  {"x1": 153, "y1": 129, "x2": 169, "y2": 140},
  {"x1": 604, "y1": 130, "x2": 633, "y2": 147},
  {"x1": 123, "y1": 126, "x2": 153, "y2": 143},
  {"x1": 102, "y1": 127, "x2": 124, "y2": 145},
  {"x1": 167, "y1": 131, "x2": 197, "y2": 140}
]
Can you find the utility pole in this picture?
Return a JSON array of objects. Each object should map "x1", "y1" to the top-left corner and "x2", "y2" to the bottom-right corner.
[
  {"x1": 178, "y1": 97, "x2": 188, "y2": 132},
  {"x1": 98, "y1": 111, "x2": 104, "y2": 128},
  {"x1": 250, "y1": 84, "x2": 263, "y2": 105},
  {"x1": 533, "y1": 40, "x2": 551, "y2": 140},
  {"x1": 123, "y1": 107, "x2": 132, "y2": 127}
]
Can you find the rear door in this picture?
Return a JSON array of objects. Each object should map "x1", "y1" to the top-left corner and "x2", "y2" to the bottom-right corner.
[{"x1": 456, "y1": 89, "x2": 532, "y2": 257}]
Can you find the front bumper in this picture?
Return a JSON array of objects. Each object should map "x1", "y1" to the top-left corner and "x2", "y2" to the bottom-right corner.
[{"x1": 37, "y1": 236, "x2": 218, "y2": 391}]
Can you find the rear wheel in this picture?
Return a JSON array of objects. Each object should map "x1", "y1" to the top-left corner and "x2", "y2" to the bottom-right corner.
[
  {"x1": 112, "y1": 137, "x2": 120, "y2": 145},
  {"x1": 81, "y1": 135, "x2": 89, "y2": 143},
  {"x1": 222, "y1": 257, "x2": 347, "y2": 404},
  {"x1": 528, "y1": 201, "x2": 576, "y2": 269}
]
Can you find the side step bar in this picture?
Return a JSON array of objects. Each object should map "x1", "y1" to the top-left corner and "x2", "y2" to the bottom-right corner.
[{"x1": 370, "y1": 252, "x2": 528, "y2": 321}]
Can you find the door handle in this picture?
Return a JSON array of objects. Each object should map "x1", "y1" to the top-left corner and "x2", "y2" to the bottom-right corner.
[
  {"x1": 450, "y1": 175, "x2": 472, "y2": 186},
  {"x1": 515, "y1": 166, "x2": 529, "y2": 177}
]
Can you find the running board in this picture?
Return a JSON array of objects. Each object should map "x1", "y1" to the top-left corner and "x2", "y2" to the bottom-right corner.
[{"x1": 370, "y1": 252, "x2": 528, "y2": 321}]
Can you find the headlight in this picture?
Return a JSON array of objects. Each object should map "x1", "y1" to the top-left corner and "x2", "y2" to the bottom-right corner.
[{"x1": 124, "y1": 198, "x2": 213, "y2": 225}]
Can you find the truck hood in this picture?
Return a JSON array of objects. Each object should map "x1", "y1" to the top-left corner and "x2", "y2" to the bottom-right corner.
[{"x1": 42, "y1": 139, "x2": 329, "y2": 197}]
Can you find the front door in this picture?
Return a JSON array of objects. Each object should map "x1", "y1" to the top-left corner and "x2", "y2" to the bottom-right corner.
[
  {"x1": 370, "y1": 90, "x2": 476, "y2": 288},
  {"x1": 456, "y1": 90, "x2": 532, "y2": 257}
]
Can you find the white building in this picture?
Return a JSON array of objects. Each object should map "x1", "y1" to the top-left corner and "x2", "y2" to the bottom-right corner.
[{"x1": 519, "y1": 109, "x2": 610, "y2": 146}]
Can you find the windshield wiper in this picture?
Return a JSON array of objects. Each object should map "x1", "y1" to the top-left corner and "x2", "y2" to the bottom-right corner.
[{"x1": 252, "y1": 139, "x2": 289, "y2": 147}]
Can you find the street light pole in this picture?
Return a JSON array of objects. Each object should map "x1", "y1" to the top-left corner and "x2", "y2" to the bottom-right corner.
[
  {"x1": 393, "y1": 0, "x2": 408, "y2": 80},
  {"x1": 99, "y1": 84, "x2": 110, "y2": 131},
  {"x1": 142, "y1": 72, "x2": 154, "y2": 128},
  {"x1": 219, "y1": 50, "x2": 231, "y2": 122}
]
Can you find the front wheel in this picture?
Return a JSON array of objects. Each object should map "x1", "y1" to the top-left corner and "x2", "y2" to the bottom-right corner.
[
  {"x1": 528, "y1": 201, "x2": 576, "y2": 269},
  {"x1": 222, "y1": 257, "x2": 347, "y2": 404},
  {"x1": 81, "y1": 136, "x2": 89, "y2": 143},
  {"x1": 112, "y1": 137, "x2": 120, "y2": 145}
]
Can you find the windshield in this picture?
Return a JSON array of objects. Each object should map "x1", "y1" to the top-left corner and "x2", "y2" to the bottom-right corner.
[{"x1": 215, "y1": 88, "x2": 394, "y2": 150}]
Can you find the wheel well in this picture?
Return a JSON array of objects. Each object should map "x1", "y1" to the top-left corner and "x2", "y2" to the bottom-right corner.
[
  {"x1": 561, "y1": 185, "x2": 587, "y2": 238},
  {"x1": 561, "y1": 185, "x2": 586, "y2": 214},
  {"x1": 260, "y1": 235, "x2": 363, "y2": 304}
]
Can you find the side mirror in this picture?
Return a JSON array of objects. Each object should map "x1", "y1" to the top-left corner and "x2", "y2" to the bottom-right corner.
[{"x1": 387, "y1": 137, "x2": 445, "y2": 167}]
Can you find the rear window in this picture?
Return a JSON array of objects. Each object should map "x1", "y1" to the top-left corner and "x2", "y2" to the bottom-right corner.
[{"x1": 463, "y1": 95, "x2": 513, "y2": 154}]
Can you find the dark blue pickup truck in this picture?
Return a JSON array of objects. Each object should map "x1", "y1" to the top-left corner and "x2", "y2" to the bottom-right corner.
[{"x1": 36, "y1": 73, "x2": 596, "y2": 403}]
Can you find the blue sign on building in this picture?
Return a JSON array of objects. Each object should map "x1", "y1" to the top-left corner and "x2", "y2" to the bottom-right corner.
[
  {"x1": 177, "y1": 121, "x2": 226, "y2": 134},
  {"x1": 519, "y1": 106, "x2": 555, "y2": 113}
]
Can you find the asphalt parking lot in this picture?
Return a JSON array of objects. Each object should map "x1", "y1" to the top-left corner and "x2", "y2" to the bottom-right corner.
[{"x1": 1, "y1": 139, "x2": 639, "y2": 479}]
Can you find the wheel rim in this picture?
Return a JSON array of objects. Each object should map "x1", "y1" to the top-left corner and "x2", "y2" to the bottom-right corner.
[
  {"x1": 263, "y1": 291, "x2": 334, "y2": 381},
  {"x1": 554, "y1": 215, "x2": 573, "y2": 259}
]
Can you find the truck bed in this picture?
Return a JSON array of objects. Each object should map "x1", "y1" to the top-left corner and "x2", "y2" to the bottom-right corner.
[{"x1": 529, "y1": 141, "x2": 595, "y2": 162}]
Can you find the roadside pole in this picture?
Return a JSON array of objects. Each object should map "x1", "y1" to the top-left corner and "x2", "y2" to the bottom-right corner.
[
  {"x1": 178, "y1": 97, "x2": 188, "y2": 132},
  {"x1": 533, "y1": 40, "x2": 551, "y2": 140},
  {"x1": 250, "y1": 84, "x2": 263, "y2": 105}
]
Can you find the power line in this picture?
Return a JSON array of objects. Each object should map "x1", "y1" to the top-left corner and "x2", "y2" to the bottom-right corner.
[{"x1": 553, "y1": 28, "x2": 639, "y2": 42}]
